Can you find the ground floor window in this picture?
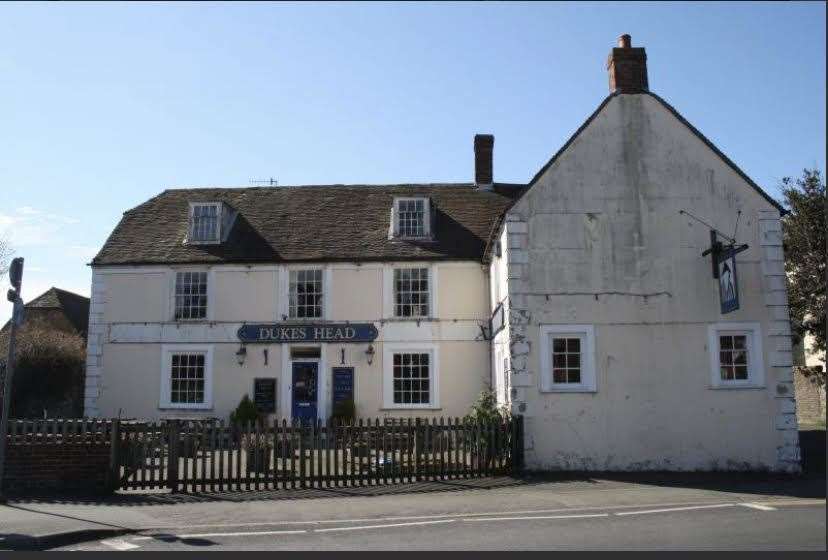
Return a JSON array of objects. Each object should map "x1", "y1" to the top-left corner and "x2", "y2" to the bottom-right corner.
[
  {"x1": 707, "y1": 323, "x2": 765, "y2": 388},
  {"x1": 539, "y1": 325, "x2": 596, "y2": 392},
  {"x1": 160, "y1": 345, "x2": 213, "y2": 409},
  {"x1": 392, "y1": 352, "x2": 430, "y2": 404},
  {"x1": 383, "y1": 344, "x2": 439, "y2": 408}
]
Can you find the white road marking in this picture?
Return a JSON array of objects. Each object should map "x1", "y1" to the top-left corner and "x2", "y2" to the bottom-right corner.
[
  {"x1": 101, "y1": 538, "x2": 140, "y2": 551},
  {"x1": 131, "y1": 536, "x2": 154, "y2": 541},
  {"x1": 177, "y1": 529, "x2": 307, "y2": 539},
  {"x1": 314, "y1": 519, "x2": 456, "y2": 533},
  {"x1": 464, "y1": 513, "x2": 609, "y2": 522},
  {"x1": 146, "y1": 499, "x2": 746, "y2": 531},
  {"x1": 740, "y1": 503, "x2": 778, "y2": 511},
  {"x1": 615, "y1": 503, "x2": 736, "y2": 516}
]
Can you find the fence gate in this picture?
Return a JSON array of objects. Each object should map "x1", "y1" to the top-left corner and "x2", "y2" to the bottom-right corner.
[{"x1": 114, "y1": 416, "x2": 524, "y2": 492}]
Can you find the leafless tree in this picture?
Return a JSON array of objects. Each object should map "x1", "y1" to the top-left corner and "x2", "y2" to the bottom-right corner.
[{"x1": 0, "y1": 234, "x2": 13, "y2": 280}]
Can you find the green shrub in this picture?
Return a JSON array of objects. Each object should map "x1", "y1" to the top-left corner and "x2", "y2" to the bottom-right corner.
[
  {"x1": 466, "y1": 389, "x2": 509, "y2": 424},
  {"x1": 229, "y1": 394, "x2": 259, "y2": 426}
]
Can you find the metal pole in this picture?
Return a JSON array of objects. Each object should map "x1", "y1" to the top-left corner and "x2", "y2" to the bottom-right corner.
[{"x1": 0, "y1": 257, "x2": 23, "y2": 502}]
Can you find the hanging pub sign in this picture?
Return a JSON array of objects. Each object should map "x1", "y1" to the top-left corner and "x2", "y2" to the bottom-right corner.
[
  {"x1": 237, "y1": 323, "x2": 378, "y2": 344},
  {"x1": 701, "y1": 230, "x2": 748, "y2": 315},
  {"x1": 717, "y1": 247, "x2": 740, "y2": 314}
]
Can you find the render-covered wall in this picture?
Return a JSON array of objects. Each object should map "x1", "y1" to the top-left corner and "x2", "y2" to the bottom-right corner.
[
  {"x1": 503, "y1": 93, "x2": 799, "y2": 472},
  {"x1": 86, "y1": 261, "x2": 489, "y2": 421}
]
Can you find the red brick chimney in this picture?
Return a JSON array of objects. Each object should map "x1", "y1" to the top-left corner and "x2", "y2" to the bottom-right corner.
[
  {"x1": 607, "y1": 34, "x2": 648, "y2": 93},
  {"x1": 474, "y1": 134, "x2": 494, "y2": 186}
]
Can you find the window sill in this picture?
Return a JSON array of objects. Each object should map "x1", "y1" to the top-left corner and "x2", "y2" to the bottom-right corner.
[
  {"x1": 390, "y1": 237, "x2": 436, "y2": 243},
  {"x1": 382, "y1": 317, "x2": 436, "y2": 323},
  {"x1": 380, "y1": 406, "x2": 441, "y2": 411},
  {"x1": 159, "y1": 405, "x2": 214, "y2": 411},
  {"x1": 708, "y1": 384, "x2": 766, "y2": 390},
  {"x1": 540, "y1": 387, "x2": 597, "y2": 394}
]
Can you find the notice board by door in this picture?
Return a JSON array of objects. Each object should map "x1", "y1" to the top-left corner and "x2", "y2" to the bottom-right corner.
[{"x1": 332, "y1": 367, "x2": 354, "y2": 410}]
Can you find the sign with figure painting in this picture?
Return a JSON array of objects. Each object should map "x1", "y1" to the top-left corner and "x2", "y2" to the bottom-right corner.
[{"x1": 718, "y1": 247, "x2": 739, "y2": 314}]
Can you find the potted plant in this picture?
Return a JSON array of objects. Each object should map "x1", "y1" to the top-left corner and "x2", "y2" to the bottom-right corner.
[{"x1": 231, "y1": 395, "x2": 273, "y2": 474}]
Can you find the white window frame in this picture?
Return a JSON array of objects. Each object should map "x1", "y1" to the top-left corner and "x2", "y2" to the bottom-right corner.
[
  {"x1": 382, "y1": 343, "x2": 440, "y2": 409},
  {"x1": 390, "y1": 197, "x2": 431, "y2": 239},
  {"x1": 170, "y1": 268, "x2": 213, "y2": 322},
  {"x1": 187, "y1": 202, "x2": 223, "y2": 245},
  {"x1": 159, "y1": 344, "x2": 214, "y2": 410},
  {"x1": 288, "y1": 267, "x2": 325, "y2": 320},
  {"x1": 279, "y1": 265, "x2": 331, "y2": 321},
  {"x1": 707, "y1": 322, "x2": 765, "y2": 389},
  {"x1": 539, "y1": 324, "x2": 597, "y2": 393},
  {"x1": 383, "y1": 264, "x2": 435, "y2": 320}
]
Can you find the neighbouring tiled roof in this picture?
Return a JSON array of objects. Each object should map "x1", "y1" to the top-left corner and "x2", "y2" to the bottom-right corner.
[
  {"x1": 26, "y1": 287, "x2": 90, "y2": 337},
  {"x1": 92, "y1": 183, "x2": 525, "y2": 266},
  {"x1": 0, "y1": 287, "x2": 90, "y2": 353}
]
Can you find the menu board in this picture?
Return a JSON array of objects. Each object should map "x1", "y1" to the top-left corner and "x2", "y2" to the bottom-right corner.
[
  {"x1": 332, "y1": 367, "x2": 354, "y2": 406},
  {"x1": 253, "y1": 378, "x2": 277, "y2": 413}
]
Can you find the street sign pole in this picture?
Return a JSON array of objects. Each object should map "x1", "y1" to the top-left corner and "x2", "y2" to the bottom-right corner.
[{"x1": 0, "y1": 257, "x2": 24, "y2": 502}]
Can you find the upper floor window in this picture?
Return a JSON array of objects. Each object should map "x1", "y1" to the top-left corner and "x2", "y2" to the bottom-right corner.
[
  {"x1": 394, "y1": 267, "x2": 429, "y2": 318},
  {"x1": 289, "y1": 269, "x2": 323, "y2": 319},
  {"x1": 188, "y1": 202, "x2": 222, "y2": 244},
  {"x1": 174, "y1": 271, "x2": 208, "y2": 320},
  {"x1": 391, "y1": 197, "x2": 431, "y2": 239}
]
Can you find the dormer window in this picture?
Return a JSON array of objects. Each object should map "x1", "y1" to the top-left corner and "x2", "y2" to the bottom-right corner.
[
  {"x1": 391, "y1": 197, "x2": 432, "y2": 239},
  {"x1": 188, "y1": 202, "x2": 222, "y2": 244}
]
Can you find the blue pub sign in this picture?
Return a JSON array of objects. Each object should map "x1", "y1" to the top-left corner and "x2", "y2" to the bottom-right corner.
[
  {"x1": 237, "y1": 323, "x2": 378, "y2": 344},
  {"x1": 718, "y1": 247, "x2": 740, "y2": 314}
]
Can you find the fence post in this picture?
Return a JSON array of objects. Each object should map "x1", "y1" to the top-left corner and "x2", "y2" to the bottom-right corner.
[
  {"x1": 167, "y1": 420, "x2": 180, "y2": 492},
  {"x1": 107, "y1": 419, "x2": 120, "y2": 492},
  {"x1": 515, "y1": 415, "x2": 524, "y2": 472}
]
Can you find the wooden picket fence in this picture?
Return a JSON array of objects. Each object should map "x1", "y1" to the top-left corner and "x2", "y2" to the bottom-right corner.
[
  {"x1": 6, "y1": 418, "x2": 116, "y2": 445},
  {"x1": 114, "y1": 416, "x2": 524, "y2": 492},
  {"x1": 3, "y1": 416, "x2": 524, "y2": 493}
]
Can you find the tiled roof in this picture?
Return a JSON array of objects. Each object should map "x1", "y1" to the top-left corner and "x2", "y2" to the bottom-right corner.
[
  {"x1": 0, "y1": 287, "x2": 90, "y2": 354},
  {"x1": 92, "y1": 183, "x2": 524, "y2": 266}
]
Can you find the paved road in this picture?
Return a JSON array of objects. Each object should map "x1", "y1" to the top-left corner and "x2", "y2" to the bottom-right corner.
[{"x1": 61, "y1": 499, "x2": 825, "y2": 551}]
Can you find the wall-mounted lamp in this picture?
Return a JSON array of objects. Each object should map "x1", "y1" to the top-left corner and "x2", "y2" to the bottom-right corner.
[
  {"x1": 365, "y1": 344, "x2": 375, "y2": 366},
  {"x1": 235, "y1": 345, "x2": 247, "y2": 366}
]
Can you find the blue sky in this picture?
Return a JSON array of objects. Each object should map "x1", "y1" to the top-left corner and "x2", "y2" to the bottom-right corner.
[{"x1": 0, "y1": 1, "x2": 825, "y2": 322}]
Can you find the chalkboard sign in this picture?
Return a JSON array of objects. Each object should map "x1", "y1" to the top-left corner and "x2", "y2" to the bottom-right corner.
[
  {"x1": 332, "y1": 367, "x2": 354, "y2": 407},
  {"x1": 253, "y1": 378, "x2": 277, "y2": 414}
]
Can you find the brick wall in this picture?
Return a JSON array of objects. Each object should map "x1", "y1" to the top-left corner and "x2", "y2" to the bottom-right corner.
[
  {"x1": 794, "y1": 366, "x2": 827, "y2": 425},
  {"x1": 3, "y1": 439, "x2": 112, "y2": 495}
]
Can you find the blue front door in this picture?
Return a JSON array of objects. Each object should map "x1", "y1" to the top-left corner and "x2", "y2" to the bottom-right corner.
[{"x1": 291, "y1": 362, "x2": 318, "y2": 422}]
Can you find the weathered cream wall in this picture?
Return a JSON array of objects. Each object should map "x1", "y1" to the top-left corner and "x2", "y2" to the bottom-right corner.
[
  {"x1": 213, "y1": 268, "x2": 278, "y2": 322},
  {"x1": 103, "y1": 271, "x2": 168, "y2": 323},
  {"x1": 504, "y1": 93, "x2": 798, "y2": 471},
  {"x1": 330, "y1": 266, "x2": 382, "y2": 320},
  {"x1": 89, "y1": 262, "x2": 489, "y2": 421}
]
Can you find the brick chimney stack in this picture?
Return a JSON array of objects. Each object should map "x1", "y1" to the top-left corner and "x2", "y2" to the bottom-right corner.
[
  {"x1": 474, "y1": 134, "x2": 494, "y2": 187},
  {"x1": 607, "y1": 34, "x2": 649, "y2": 93}
]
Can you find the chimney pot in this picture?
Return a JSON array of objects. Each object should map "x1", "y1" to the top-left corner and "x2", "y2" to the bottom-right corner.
[
  {"x1": 607, "y1": 34, "x2": 648, "y2": 93},
  {"x1": 474, "y1": 134, "x2": 494, "y2": 187}
]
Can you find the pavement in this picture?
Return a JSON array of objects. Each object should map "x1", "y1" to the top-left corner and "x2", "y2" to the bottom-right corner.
[{"x1": 0, "y1": 472, "x2": 825, "y2": 551}]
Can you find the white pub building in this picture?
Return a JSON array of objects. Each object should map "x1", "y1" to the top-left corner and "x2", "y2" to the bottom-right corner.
[{"x1": 85, "y1": 36, "x2": 801, "y2": 472}]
